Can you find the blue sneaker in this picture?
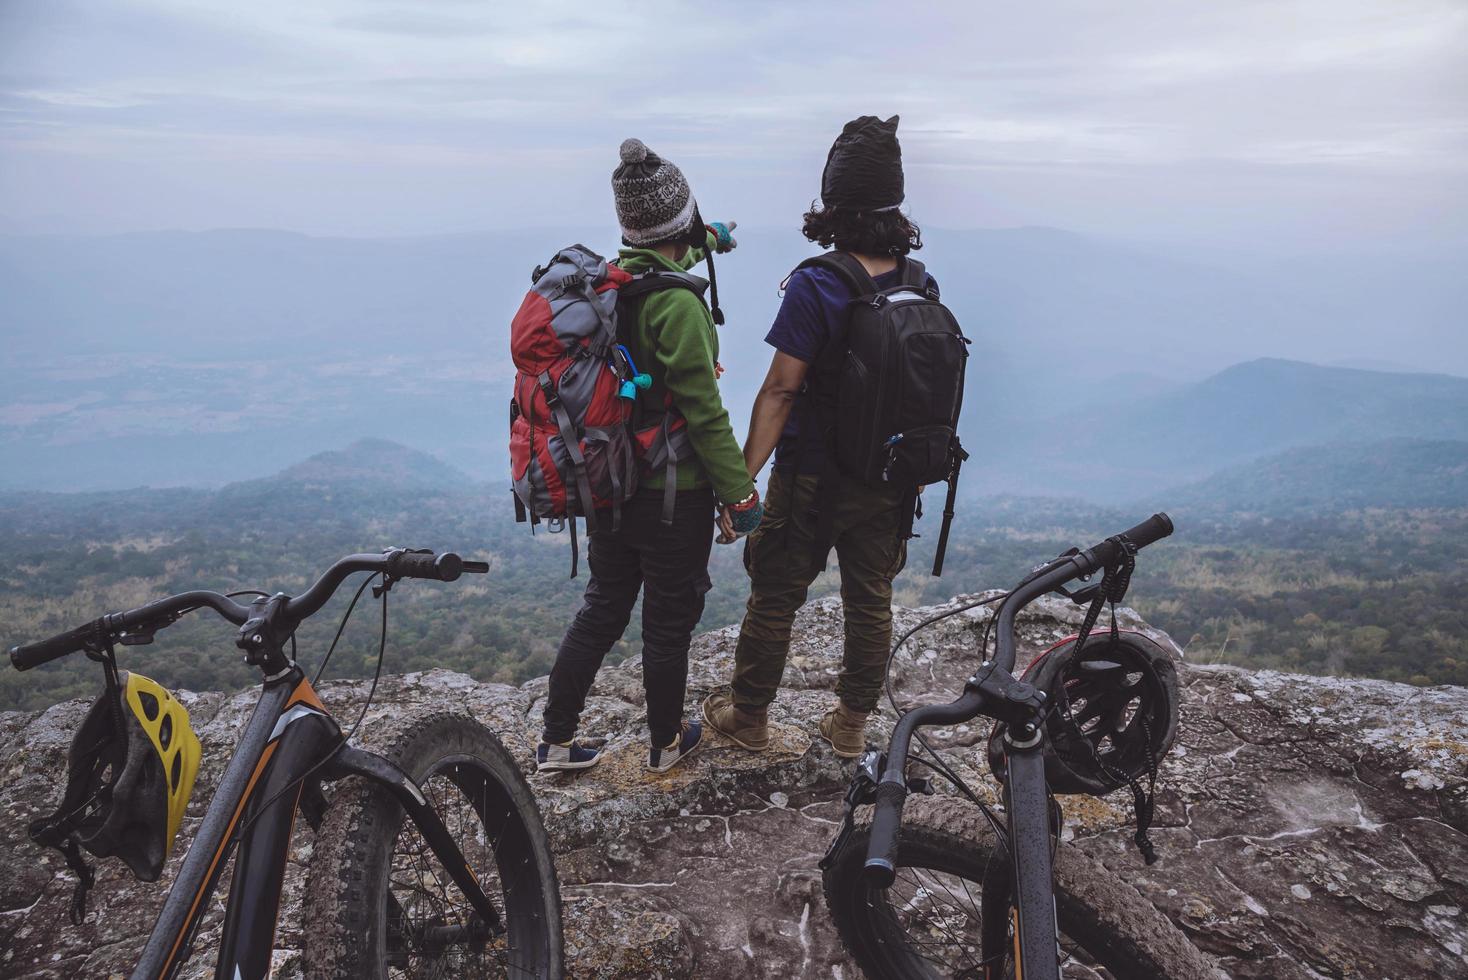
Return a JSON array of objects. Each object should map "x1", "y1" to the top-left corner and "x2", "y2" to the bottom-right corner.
[
  {"x1": 647, "y1": 720, "x2": 702, "y2": 773},
  {"x1": 536, "y1": 739, "x2": 601, "y2": 773}
]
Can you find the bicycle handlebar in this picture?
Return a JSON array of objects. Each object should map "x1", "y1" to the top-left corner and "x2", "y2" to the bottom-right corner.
[
  {"x1": 9, "y1": 619, "x2": 108, "y2": 671},
  {"x1": 1095, "y1": 512, "x2": 1173, "y2": 567},
  {"x1": 9, "y1": 549, "x2": 489, "y2": 672},
  {"x1": 863, "y1": 687, "x2": 987, "y2": 885},
  {"x1": 862, "y1": 513, "x2": 1174, "y2": 887}
]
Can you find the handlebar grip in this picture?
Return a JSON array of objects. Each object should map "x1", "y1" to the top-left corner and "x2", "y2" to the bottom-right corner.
[
  {"x1": 390, "y1": 550, "x2": 465, "y2": 582},
  {"x1": 863, "y1": 780, "x2": 909, "y2": 888},
  {"x1": 1122, "y1": 512, "x2": 1174, "y2": 550},
  {"x1": 10, "y1": 618, "x2": 104, "y2": 671},
  {"x1": 1086, "y1": 512, "x2": 1174, "y2": 571}
]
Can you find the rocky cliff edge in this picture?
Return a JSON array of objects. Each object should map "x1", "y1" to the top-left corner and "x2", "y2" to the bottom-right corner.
[{"x1": 2, "y1": 594, "x2": 1465, "y2": 978}]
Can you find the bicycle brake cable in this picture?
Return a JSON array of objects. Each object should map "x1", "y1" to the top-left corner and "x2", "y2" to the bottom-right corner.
[
  {"x1": 313, "y1": 572, "x2": 382, "y2": 684},
  {"x1": 882, "y1": 591, "x2": 1010, "y2": 838}
]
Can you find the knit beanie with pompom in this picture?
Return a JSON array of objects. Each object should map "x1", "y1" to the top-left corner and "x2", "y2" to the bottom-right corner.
[{"x1": 612, "y1": 138, "x2": 698, "y2": 247}]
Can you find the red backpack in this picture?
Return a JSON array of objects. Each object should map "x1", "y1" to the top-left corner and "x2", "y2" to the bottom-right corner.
[{"x1": 508, "y1": 244, "x2": 702, "y2": 573}]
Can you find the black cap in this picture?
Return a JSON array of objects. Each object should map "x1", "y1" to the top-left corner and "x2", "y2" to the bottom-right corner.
[{"x1": 820, "y1": 115, "x2": 904, "y2": 212}]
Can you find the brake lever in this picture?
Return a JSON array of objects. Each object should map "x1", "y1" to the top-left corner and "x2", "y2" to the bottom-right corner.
[
  {"x1": 1055, "y1": 581, "x2": 1103, "y2": 606},
  {"x1": 115, "y1": 612, "x2": 184, "y2": 647},
  {"x1": 821, "y1": 751, "x2": 884, "y2": 870}
]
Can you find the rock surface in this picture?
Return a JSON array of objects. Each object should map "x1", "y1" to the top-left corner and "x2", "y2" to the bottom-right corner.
[{"x1": 1, "y1": 593, "x2": 1464, "y2": 978}]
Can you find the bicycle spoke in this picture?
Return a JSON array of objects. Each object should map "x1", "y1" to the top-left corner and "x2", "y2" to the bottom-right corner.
[
  {"x1": 886, "y1": 866, "x2": 985, "y2": 973},
  {"x1": 379, "y1": 755, "x2": 553, "y2": 979}
]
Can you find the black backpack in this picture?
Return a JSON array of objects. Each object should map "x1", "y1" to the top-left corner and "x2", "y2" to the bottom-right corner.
[{"x1": 798, "y1": 252, "x2": 970, "y2": 575}]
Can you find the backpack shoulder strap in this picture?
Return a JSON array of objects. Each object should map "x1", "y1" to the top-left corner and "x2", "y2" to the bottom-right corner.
[
  {"x1": 796, "y1": 251, "x2": 879, "y2": 298},
  {"x1": 615, "y1": 270, "x2": 711, "y2": 352},
  {"x1": 898, "y1": 256, "x2": 928, "y2": 290},
  {"x1": 618, "y1": 269, "x2": 709, "y2": 303}
]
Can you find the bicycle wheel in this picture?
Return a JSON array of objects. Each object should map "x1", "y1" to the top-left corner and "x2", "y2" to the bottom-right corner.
[
  {"x1": 305, "y1": 713, "x2": 563, "y2": 979},
  {"x1": 822, "y1": 796, "x2": 1216, "y2": 980}
]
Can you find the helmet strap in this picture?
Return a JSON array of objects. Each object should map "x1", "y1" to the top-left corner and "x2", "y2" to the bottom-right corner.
[
  {"x1": 59, "y1": 836, "x2": 96, "y2": 925},
  {"x1": 28, "y1": 813, "x2": 98, "y2": 926},
  {"x1": 1058, "y1": 535, "x2": 1161, "y2": 863},
  {"x1": 29, "y1": 642, "x2": 123, "y2": 924}
]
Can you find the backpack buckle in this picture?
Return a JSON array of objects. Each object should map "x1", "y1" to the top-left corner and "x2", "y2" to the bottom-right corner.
[{"x1": 550, "y1": 273, "x2": 585, "y2": 299}]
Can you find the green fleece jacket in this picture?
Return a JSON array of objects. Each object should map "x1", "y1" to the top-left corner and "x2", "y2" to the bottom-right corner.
[{"x1": 617, "y1": 236, "x2": 755, "y2": 506}]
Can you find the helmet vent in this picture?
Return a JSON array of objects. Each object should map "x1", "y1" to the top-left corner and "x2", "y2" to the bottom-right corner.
[
  {"x1": 158, "y1": 713, "x2": 173, "y2": 750},
  {"x1": 170, "y1": 752, "x2": 182, "y2": 791},
  {"x1": 137, "y1": 690, "x2": 160, "y2": 721}
]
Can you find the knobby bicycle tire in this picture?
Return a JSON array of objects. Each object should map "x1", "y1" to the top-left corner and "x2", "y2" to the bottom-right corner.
[
  {"x1": 822, "y1": 795, "x2": 1220, "y2": 980},
  {"x1": 303, "y1": 712, "x2": 564, "y2": 979}
]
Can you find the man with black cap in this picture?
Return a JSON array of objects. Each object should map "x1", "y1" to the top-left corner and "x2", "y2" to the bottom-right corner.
[{"x1": 704, "y1": 115, "x2": 937, "y2": 758}]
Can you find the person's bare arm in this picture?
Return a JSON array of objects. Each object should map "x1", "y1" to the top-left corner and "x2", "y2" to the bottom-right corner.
[
  {"x1": 715, "y1": 352, "x2": 810, "y2": 543},
  {"x1": 744, "y1": 351, "x2": 810, "y2": 477}
]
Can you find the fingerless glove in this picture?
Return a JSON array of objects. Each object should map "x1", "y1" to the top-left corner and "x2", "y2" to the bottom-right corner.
[
  {"x1": 727, "y1": 489, "x2": 763, "y2": 536},
  {"x1": 706, "y1": 221, "x2": 738, "y2": 254}
]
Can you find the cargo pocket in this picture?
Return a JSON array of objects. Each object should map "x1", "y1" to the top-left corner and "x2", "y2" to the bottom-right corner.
[
  {"x1": 885, "y1": 537, "x2": 909, "y2": 580},
  {"x1": 743, "y1": 515, "x2": 789, "y2": 580}
]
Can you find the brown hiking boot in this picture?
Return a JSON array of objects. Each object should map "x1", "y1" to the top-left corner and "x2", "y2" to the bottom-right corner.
[
  {"x1": 819, "y1": 701, "x2": 870, "y2": 758},
  {"x1": 701, "y1": 692, "x2": 770, "y2": 751}
]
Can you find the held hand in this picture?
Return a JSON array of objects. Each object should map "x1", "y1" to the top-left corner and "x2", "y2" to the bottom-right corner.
[
  {"x1": 706, "y1": 221, "x2": 738, "y2": 254},
  {"x1": 716, "y1": 505, "x2": 736, "y2": 545}
]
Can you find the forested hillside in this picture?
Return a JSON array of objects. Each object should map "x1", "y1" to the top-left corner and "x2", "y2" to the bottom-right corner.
[{"x1": 2, "y1": 440, "x2": 1463, "y2": 711}]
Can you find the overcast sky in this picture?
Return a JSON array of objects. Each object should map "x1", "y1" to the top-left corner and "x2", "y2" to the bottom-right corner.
[{"x1": 1, "y1": 0, "x2": 1465, "y2": 246}]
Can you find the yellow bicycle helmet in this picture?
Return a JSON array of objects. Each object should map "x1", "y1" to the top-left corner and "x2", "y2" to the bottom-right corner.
[{"x1": 32, "y1": 671, "x2": 201, "y2": 884}]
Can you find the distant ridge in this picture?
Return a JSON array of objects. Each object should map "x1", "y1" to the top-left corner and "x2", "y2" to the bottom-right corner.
[
  {"x1": 980, "y1": 358, "x2": 1468, "y2": 500},
  {"x1": 1157, "y1": 438, "x2": 1468, "y2": 513},
  {"x1": 265, "y1": 438, "x2": 470, "y2": 491}
]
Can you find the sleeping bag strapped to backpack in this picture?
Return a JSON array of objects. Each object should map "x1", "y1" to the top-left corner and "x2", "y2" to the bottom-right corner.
[
  {"x1": 799, "y1": 251, "x2": 970, "y2": 575},
  {"x1": 508, "y1": 244, "x2": 703, "y2": 574}
]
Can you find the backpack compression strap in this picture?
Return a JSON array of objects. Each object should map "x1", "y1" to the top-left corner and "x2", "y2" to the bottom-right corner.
[{"x1": 537, "y1": 370, "x2": 599, "y2": 537}]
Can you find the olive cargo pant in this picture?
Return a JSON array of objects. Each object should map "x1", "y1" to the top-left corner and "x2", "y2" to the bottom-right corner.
[{"x1": 731, "y1": 469, "x2": 909, "y2": 714}]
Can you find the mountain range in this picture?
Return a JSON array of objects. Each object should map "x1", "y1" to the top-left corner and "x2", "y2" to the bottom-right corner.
[
  {"x1": 975, "y1": 358, "x2": 1468, "y2": 500},
  {"x1": 3, "y1": 227, "x2": 1465, "y2": 498}
]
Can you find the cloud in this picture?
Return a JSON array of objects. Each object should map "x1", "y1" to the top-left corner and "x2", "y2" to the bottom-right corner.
[{"x1": 0, "y1": 0, "x2": 1463, "y2": 242}]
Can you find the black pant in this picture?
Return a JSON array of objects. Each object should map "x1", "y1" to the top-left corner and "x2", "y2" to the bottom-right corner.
[{"x1": 541, "y1": 487, "x2": 715, "y2": 747}]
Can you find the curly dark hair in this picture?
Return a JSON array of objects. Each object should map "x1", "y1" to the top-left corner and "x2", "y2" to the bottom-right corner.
[{"x1": 801, "y1": 203, "x2": 922, "y2": 256}]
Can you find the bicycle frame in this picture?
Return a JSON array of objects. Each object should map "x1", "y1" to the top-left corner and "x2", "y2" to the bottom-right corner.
[
  {"x1": 129, "y1": 665, "x2": 501, "y2": 980},
  {"x1": 7, "y1": 549, "x2": 502, "y2": 980}
]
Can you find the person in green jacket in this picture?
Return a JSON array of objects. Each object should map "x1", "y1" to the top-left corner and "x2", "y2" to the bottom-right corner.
[{"x1": 536, "y1": 139, "x2": 765, "y2": 776}]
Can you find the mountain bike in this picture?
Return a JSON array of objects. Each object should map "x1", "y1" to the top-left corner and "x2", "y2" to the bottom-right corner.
[
  {"x1": 9, "y1": 548, "x2": 563, "y2": 980},
  {"x1": 820, "y1": 514, "x2": 1215, "y2": 980}
]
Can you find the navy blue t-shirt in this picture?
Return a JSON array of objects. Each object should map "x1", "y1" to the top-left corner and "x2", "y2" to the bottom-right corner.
[{"x1": 765, "y1": 264, "x2": 939, "y2": 473}]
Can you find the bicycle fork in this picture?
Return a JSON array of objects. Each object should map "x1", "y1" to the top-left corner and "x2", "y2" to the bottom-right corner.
[{"x1": 997, "y1": 732, "x2": 1060, "y2": 980}]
